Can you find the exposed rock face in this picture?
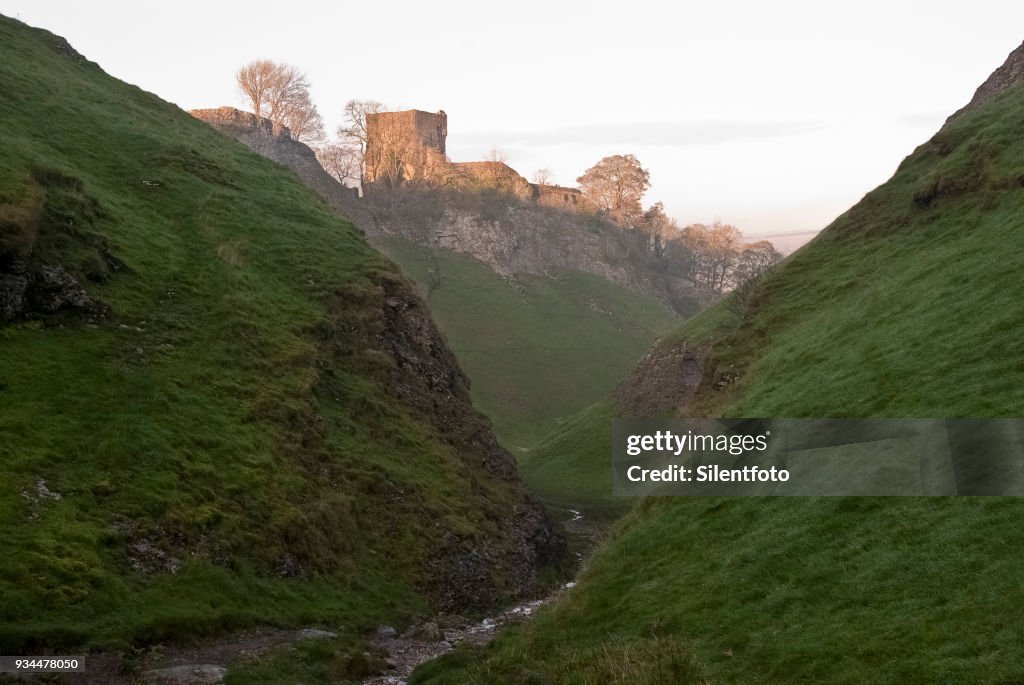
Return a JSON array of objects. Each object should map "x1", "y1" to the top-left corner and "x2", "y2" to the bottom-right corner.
[
  {"x1": 34, "y1": 264, "x2": 92, "y2": 312},
  {"x1": 372, "y1": 200, "x2": 701, "y2": 314},
  {"x1": 0, "y1": 259, "x2": 96, "y2": 325},
  {"x1": 0, "y1": 168, "x2": 110, "y2": 327},
  {"x1": 47, "y1": 34, "x2": 89, "y2": 64},
  {"x1": 341, "y1": 277, "x2": 565, "y2": 609},
  {"x1": 948, "y1": 41, "x2": 1024, "y2": 122},
  {"x1": 0, "y1": 261, "x2": 28, "y2": 322},
  {"x1": 614, "y1": 341, "x2": 706, "y2": 415},
  {"x1": 364, "y1": 280, "x2": 518, "y2": 479}
]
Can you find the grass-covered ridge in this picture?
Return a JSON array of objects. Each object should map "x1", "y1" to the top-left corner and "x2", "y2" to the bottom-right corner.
[
  {"x1": 377, "y1": 237, "x2": 678, "y2": 450},
  {"x1": 414, "y1": 55, "x2": 1024, "y2": 684},
  {"x1": 0, "y1": 15, "x2": 559, "y2": 655}
]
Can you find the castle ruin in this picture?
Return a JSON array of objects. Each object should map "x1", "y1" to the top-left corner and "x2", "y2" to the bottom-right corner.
[
  {"x1": 363, "y1": 109, "x2": 584, "y2": 210},
  {"x1": 364, "y1": 110, "x2": 449, "y2": 185}
]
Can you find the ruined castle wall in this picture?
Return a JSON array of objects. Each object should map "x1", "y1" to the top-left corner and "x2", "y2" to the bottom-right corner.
[
  {"x1": 366, "y1": 110, "x2": 447, "y2": 154},
  {"x1": 365, "y1": 110, "x2": 448, "y2": 184},
  {"x1": 412, "y1": 110, "x2": 447, "y2": 154},
  {"x1": 448, "y1": 161, "x2": 533, "y2": 198},
  {"x1": 533, "y1": 183, "x2": 584, "y2": 210},
  {"x1": 361, "y1": 108, "x2": 589, "y2": 214}
]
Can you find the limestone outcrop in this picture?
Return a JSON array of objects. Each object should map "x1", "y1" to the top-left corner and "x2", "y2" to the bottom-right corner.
[{"x1": 371, "y1": 197, "x2": 701, "y2": 314}]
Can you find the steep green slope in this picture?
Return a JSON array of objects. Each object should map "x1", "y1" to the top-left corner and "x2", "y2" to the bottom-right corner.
[
  {"x1": 516, "y1": 400, "x2": 622, "y2": 517},
  {"x1": 519, "y1": 304, "x2": 729, "y2": 516},
  {"x1": 415, "y1": 46, "x2": 1024, "y2": 684},
  {"x1": 0, "y1": 16, "x2": 562, "y2": 656},
  {"x1": 377, "y1": 237, "x2": 679, "y2": 450}
]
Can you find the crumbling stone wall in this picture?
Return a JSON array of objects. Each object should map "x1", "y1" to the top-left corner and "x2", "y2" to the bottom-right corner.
[
  {"x1": 449, "y1": 161, "x2": 533, "y2": 198},
  {"x1": 532, "y1": 183, "x2": 584, "y2": 210}
]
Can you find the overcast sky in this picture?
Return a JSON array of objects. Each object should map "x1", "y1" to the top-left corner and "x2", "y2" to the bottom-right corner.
[{"x1": 4, "y1": 1, "x2": 1023, "y2": 244}]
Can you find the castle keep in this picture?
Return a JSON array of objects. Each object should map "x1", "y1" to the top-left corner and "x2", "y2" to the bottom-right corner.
[
  {"x1": 364, "y1": 110, "x2": 449, "y2": 184},
  {"x1": 363, "y1": 108, "x2": 584, "y2": 209}
]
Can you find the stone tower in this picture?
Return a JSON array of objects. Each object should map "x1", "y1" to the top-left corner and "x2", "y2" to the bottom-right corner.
[{"x1": 364, "y1": 110, "x2": 448, "y2": 185}]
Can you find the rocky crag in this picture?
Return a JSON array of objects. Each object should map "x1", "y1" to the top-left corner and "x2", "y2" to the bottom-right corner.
[
  {"x1": 948, "y1": 40, "x2": 1024, "y2": 121},
  {"x1": 364, "y1": 191, "x2": 701, "y2": 315},
  {"x1": 349, "y1": 277, "x2": 566, "y2": 610},
  {"x1": 0, "y1": 169, "x2": 122, "y2": 326}
]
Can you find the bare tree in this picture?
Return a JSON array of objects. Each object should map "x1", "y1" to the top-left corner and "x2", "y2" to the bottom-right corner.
[
  {"x1": 280, "y1": 89, "x2": 325, "y2": 144},
  {"x1": 264, "y1": 64, "x2": 310, "y2": 122},
  {"x1": 577, "y1": 154, "x2": 651, "y2": 227},
  {"x1": 532, "y1": 168, "x2": 553, "y2": 185},
  {"x1": 694, "y1": 222, "x2": 743, "y2": 293},
  {"x1": 639, "y1": 201, "x2": 678, "y2": 254},
  {"x1": 236, "y1": 60, "x2": 277, "y2": 119},
  {"x1": 733, "y1": 240, "x2": 783, "y2": 284},
  {"x1": 337, "y1": 99, "x2": 384, "y2": 181},
  {"x1": 674, "y1": 223, "x2": 780, "y2": 295},
  {"x1": 316, "y1": 143, "x2": 361, "y2": 187},
  {"x1": 484, "y1": 146, "x2": 509, "y2": 163},
  {"x1": 236, "y1": 60, "x2": 317, "y2": 133}
]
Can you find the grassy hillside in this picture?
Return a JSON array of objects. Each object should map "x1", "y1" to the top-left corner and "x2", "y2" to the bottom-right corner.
[
  {"x1": 518, "y1": 303, "x2": 732, "y2": 517},
  {"x1": 0, "y1": 14, "x2": 561, "y2": 660},
  {"x1": 413, "y1": 50, "x2": 1024, "y2": 684},
  {"x1": 377, "y1": 238, "x2": 678, "y2": 450}
]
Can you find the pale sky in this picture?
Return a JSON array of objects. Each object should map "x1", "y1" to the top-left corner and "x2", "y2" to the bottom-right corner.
[{"x1": 4, "y1": 0, "x2": 1024, "y2": 244}]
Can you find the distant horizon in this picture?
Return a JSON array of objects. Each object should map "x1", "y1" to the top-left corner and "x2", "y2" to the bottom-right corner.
[{"x1": 3, "y1": 1, "x2": 1022, "y2": 243}]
